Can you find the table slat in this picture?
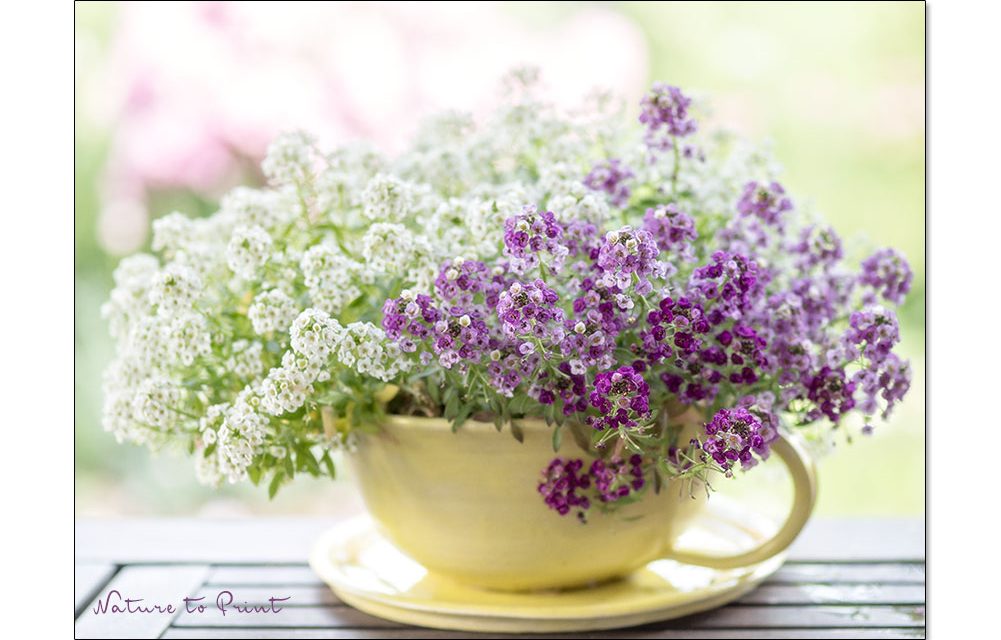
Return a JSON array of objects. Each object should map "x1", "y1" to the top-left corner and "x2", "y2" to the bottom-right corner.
[
  {"x1": 201, "y1": 561, "x2": 924, "y2": 588},
  {"x1": 75, "y1": 562, "x2": 117, "y2": 616},
  {"x1": 191, "y1": 582, "x2": 923, "y2": 609},
  {"x1": 736, "y1": 583, "x2": 923, "y2": 605},
  {"x1": 206, "y1": 565, "x2": 324, "y2": 586},
  {"x1": 771, "y1": 563, "x2": 924, "y2": 584},
  {"x1": 172, "y1": 602, "x2": 403, "y2": 628},
  {"x1": 196, "y1": 585, "x2": 341, "y2": 606},
  {"x1": 75, "y1": 565, "x2": 210, "y2": 639},
  {"x1": 167, "y1": 604, "x2": 923, "y2": 629}
]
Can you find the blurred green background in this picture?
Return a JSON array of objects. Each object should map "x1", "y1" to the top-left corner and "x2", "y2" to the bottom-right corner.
[{"x1": 75, "y1": 2, "x2": 924, "y2": 516}]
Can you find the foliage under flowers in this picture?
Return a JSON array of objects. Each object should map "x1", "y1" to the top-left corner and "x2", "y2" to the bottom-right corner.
[{"x1": 103, "y1": 72, "x2": 912, "y2": 513}]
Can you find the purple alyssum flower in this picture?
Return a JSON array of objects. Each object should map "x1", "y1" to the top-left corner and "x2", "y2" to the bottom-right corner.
[
  {"x1": 538, "y1": 457, "x2": 591, "y2": 520},
  {"x1": 859, "y1": 248, "x2": 913, "y2": 305},
  {"x1": 689, "y1": 251, "x2": 765, "y2": 320},
  {"x1": 737, "y1": 181, "x2": 793, "y2": 229},
  {"x1": 596, "y1": 226, "x2": 664, "y2": 292},
  {"x1": 538, "y1": 454, "x2": 646, "y2": 521},
  {"x1": 590, "y1": 454, "x2": 646, "y2": 502},
  {"x1": 434, "y1": 257, "x2": 507, "y2": 308},
  {"x1": 639, "y1": 83, "x2": 697, "y2": 149},
  {"x1": 842, "y1": 306, "x2": 901, "y2": 366},
  {"x1": 503, "y1": 205, "x2": 568, "y2": 274},
  {"x1": 583, "y1": 158, "x2": 634, "y2": 208},
  {"x1": 702, "y1": 407, "x2": 771, "y2": 473},
  {"x1": 643, "y1": 294, "x2": 768, "y2": 404},
  {"x1": 853, "y1": 352, "x2": 911, "y2": 420},
  {"x1": 496, "y1": 279, "x2": 566, "y2": 356},
  {"x1": 804, "y1": 365, "x2": 857, "y2": 423},
  {"x1": 532, "y1": 361, "x2": 589, "y2": 415},
  {"x1": 643, "y1": 204, "x2": 698, "y2": 261},
  {"x1": 587, "y1": 366, "x2": 651, "y2": 431},
  {"x1": 486, "y1": 346, "x2": 538, "y2": 398},
  {"x1": 791, "y1": 225, "x2": 844, "y2": 269},
  {"x1": 382, "y1": 292, "x2": 493, "y2": 369}
]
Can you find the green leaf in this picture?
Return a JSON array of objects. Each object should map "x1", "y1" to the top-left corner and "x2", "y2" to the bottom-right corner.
[
  {"x1": 569, "y1": 422, "x2": 593, "y2": 452},
  {"x1": 510, "y1": 421, "x2": 525, "y2": 443},
  {"x1": 284, "y1": 453, "x2": 295, "y2": 479},
  {"x1": 203, "y1": 443, "x2": 216, "y2": 458},
  {"x1": 453, "y1": 401, "x2": 473, "y2": 431},
  {"x1": 552, "y1": 424, "x2": 563, "y2": 452},
  {"x1": 268, "y1": 470, "x2": 285, "y2": 499},
  {"x1": 508, "y1": 392, "x2": 530, "y2": 416},
  {"x1": 444, "y1": 392, "x2": 459, "y2": 421},
  {"x1": 299, "y1": 445, "x2": 321, "y2": 476},
  {"x1": 321, "y1": 451, "x2": 337, "y2": 479},
  {"x1": 248, "y1": 464, "x2": 262, "y2": 486}
]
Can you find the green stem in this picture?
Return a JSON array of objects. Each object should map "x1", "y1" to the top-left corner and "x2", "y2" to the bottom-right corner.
[{"x1": 671, "y1": 139, "x2": 681, "y2": 195}]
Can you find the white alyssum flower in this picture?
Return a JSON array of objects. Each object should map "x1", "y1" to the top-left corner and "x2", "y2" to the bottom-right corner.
[
  {"x1": 220, "y1": 186, "x2": 297, "y2": 232},
  {"x1": 162, "y1": 312, "x2": 212, "y2": 368},
  {"x1": 548, "y1": 191, "x2": 609, "y2": 226},
  {"x1": 315, "y1": 145, "x2": 386, "y2": 218},
  {"x1": 259, "y1": 348, "x2": 331, "y2": 417},
  {"x1": 247, "y1": 288, "x2": 299, "y2": 336},
  {"x1": 335, "y1": 322, "x2": 409, "y2": 382},
  {"x1": 289, "y1": 308, "x2": 344, "y2": 367},
  {"x1": 212, "y1": 389, "x2": 271, "y2": 483},
  {"x1": 199, "y1": 402, "x2": 229, "y2": 435},
  {"x1": 226, "y1": 340, "x2": 265, "y2": 380},
  {"x1": 226, "y1": 225, "x2": 273, "y2": 278},
  {"x1": 361, "y1": 173, "x2": 418, "y2": 222},
  {"x1": 360, "y1": 223, "x2": 437, "y2": 289},
  {"x1": 131, "y1": 377, "x2": 185, "y2": 430},
  {"x1": 102, "y1": 253, "x2": 160, "y2": 339},
  {"x1": 151, "y1": 211, "x2": 194, "y2": 255},
  {"x1": 148, "y1": 263, "x2": 202, "y2": 316},
  {"x1": 261, "y1": 130, "x2": 316, "y2": 186},
  {"x1": 194, "y1": 449, "x2": 223, "y2": 487},
  {"x1": 300, "y1": 245, "x2": 363, "y2": 314},
  {"x1": 102, "y1": 357, "x2": 148, "y2": 443}
]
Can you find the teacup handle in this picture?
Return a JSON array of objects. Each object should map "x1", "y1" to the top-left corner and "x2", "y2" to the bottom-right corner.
[{"x1": 660, "y1": 434, "x2": 817, "y2": 569}]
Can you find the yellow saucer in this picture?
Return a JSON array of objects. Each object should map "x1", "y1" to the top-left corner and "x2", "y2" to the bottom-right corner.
[{"x1": 309, "y1": 496, "x2": 786, "y2": 633}]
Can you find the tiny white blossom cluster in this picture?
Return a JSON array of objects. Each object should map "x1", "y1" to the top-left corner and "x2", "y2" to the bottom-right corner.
[{"x1": 102, "y1": 71, "x2": 778, "y2": 494}]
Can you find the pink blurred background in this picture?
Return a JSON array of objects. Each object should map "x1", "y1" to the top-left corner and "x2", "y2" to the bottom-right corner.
[{"x1": 83, "y1": 1, "x2": 648, "y2": 254}]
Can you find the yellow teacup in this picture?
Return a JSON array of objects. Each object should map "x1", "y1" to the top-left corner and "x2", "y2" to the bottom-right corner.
[{"x1": 350, "y1": 412, "x2": 816, "y2": 592}]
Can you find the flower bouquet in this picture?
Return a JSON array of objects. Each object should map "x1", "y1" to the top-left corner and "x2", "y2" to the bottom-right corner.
[{"x1": 103, "y1": 71, "x2": 912, "y2": 600}]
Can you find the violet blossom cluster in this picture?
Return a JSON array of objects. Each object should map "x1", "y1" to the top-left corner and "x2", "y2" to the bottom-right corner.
[
  {"x1": 503, "y1": 206, "x2": 568, "y2": 274},
  {"x1": 373, "y1": 82, "x2": 914, "y2": 522},
  {"x1": 596, "y1": 226, "x2": 665, "y2": 293},
  {"x1": 584, "y1": 158, "x2": 635, "y2": 208},
  {"x1": 701, "y1": 407, "x2": 773, "y2": 473},
  {"x1": 538, "y1": 454, "x2": 646, "y2": 522},
  {"x1": 737, "y1": 181, "x2": 793, "y2": 229},
  {"x1": 190, "y1": 79, "x2": 915, "y2": 522},
  {"x1": 643, "y1": 204, "x2": 698, "y2": 261},
  {"x1": 639, "y1": 82, "x2": 697, "y2": 149}
]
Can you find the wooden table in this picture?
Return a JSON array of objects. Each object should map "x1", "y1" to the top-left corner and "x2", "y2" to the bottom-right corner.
[{"x1": 75, "y1": 517, "x2": 925, "y2": 639}]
